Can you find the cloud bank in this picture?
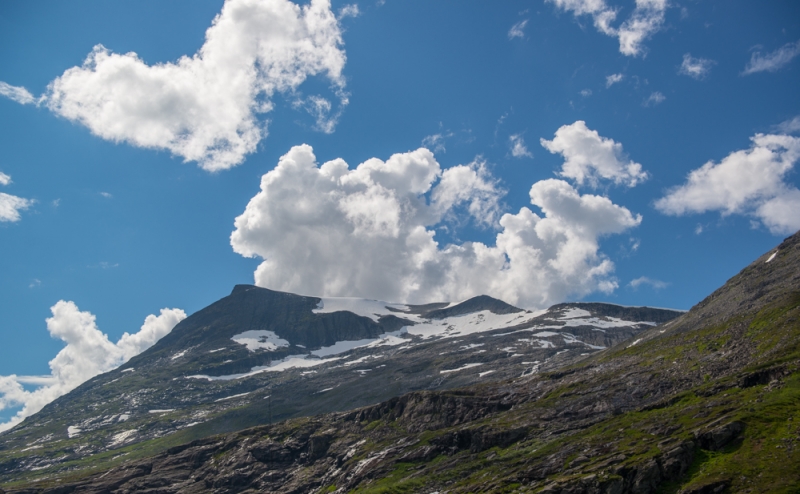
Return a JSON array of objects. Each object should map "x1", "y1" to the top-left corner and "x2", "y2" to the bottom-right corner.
[
  {"x1": 656, "y1": 133, "x2": 800, "y2": 234},
  {"x1": 1, "y1": 0, "x2": 348, "y2": 172},
  {"x1": 541, "y1": 121, "x2": 648, "y2": 188},
  {"x1": 0, "y1": 302, "x2": 185, "y2": 432},
  {"x1": 231, "y1": 139, "x2": 642, "y2": 309},
  {"x1": 547, "y1": 0, "x2": 668, "y2": 57}
]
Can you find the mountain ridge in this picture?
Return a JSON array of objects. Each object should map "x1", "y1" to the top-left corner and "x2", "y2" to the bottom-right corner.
[
  {"x1": 0, "y1": 288, "x2": 679, "y2": 486},
  {"x1": 1, "y1": 231, "x2": 797, "y2": 492}
]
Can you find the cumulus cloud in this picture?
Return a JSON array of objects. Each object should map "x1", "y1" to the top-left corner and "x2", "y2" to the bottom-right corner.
[
  {"x1": 606, "y1": 73, "x2": 624, "y2": 87},
  {"x1": 656, "y1": 133, "x2": 800, "y2": 234},
  {"x1": 0, "y1": 173, "x2": 34, "y2": 223},
  {"x1": 508, "y1": 19, "x2": 529, "y2": 39},
  {"x1": 0, "y1": 194, "x2": 34, "y2": 222},
  {"x1": 547, "y1": 0, "x2": 668, "y2": 57},
  {"x1": 0, "y1": 82, "x2": 35, "y2": 105},
  {"x1": 580, "y1": 89, "x2": 593, "y2": 97},
  {"x1": 509, "y1": 134, "x2": 533, "y2": 158},
  {"x1": 628, "y1": 276, "x2": 667, "y2": 290},
  {"x1": 743, "y1": 40, "x2": 800, "y2": 75},
  {"x1": 540, "y1": 121, "x2": 648, "y2": 188},
  {"x1": 0, "y1": 302, "x2": 185, "y2": 432},
  {"x1": 0, "y1": 0, "x2": 348, "y2": 172},
  {"x1": 643, "y1": 91, "x2": 665, "y2": 106},
  {"x1": 231, "y1": 144, "x2": 641, "y2": 309},
  {"x1": 679, "y1": 53, "x2": 715, "y2": 80}
]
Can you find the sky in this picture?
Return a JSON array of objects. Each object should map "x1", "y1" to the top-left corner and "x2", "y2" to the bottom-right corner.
[{"x1": 1, "y1": 0, "x2": 799, "y2": 428}]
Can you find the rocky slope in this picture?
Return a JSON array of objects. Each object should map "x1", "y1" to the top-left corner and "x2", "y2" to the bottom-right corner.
[
  {"x1": 4, "y1": 231, "x2": 798, "y2": 493},
  {"x1": 0, "y1": 286, "x2": 677, "y2": 486}
]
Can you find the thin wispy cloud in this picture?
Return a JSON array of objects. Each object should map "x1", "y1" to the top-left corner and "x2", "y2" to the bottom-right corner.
[
  {"x1": 679, "y1": 53, "x2": 715, "y2": 80},
  {"x1": 547, "y1": 0, "x2": 668, "y2": 57},
  {"x1": 0, "y1": 82, "x2": 35, "y2": 105},
  {"x1": 775, "y1": 116, "x2": 800, "y2": 134},
  {"x1": 743, "y1": 40, "x2": 800, "y2": 75},
  {"x1": 580, "y1": 89, "x2": 592, "y2": 97},
  {"x1": 0, "y1": 173, "x2": 34, "y2": 223},
  {"x1": 422, "y1": 131, "x2": 453, "y2": 154},
  {"x1": 337, "y1": 4, "x2": 360, "y2": 19},
  {"x1": 508, "y1": 19, "x2": 529, "y2": 39},
  {"x1": 606, "y1": 73, "x2": 624, "y2": 88},
  {"x1": 509, "y1": 134, "x2": 533, "y2": 158},
  {"x1": 643, "y1": 91, "x2": 665, "y2": 107},
  {"x1": 629, "y1": 276, "x2": 668, "y2": 290}
]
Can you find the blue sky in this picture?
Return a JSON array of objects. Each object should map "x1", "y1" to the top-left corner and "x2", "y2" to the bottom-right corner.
[{"x1": 1, "y1": 0, "x2": 799, "y2": 426}]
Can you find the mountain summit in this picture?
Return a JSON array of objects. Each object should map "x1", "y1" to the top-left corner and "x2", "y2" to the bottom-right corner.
[{"x1": 0, "y1": 287, "x2": 678, "y2": 485}]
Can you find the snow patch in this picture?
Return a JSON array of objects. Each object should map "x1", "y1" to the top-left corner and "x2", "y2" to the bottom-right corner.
[
  {"x1": 766, "y1": 251, "x2": 778, "y2": 263},
  {"x1": 440, "y1": 363, "x2": 483, "y2": 374},
  {"x1": 170, "y1": 350, "x2": 187, "y2": 360},
  {"x1": 478, "y1": 370, "x2": 496, "y2": 377},
  {"x1": 313, "y1": 297, "x2": 418, "y2": 323},
  {"x1": 187, "y1": 355, "x2": 343, "y2": 381},
  {"x1": 231, "y1": 330, "x2": 289, "y2": 352},
  {"x1": 121, "y1": 368, "x2": 135, "y2": 373},
  {"x1": 214, "y1": 392, "x2": 251, "y2": 402},
  {"x1": 109, "y1": 429, "x2": 137, "y2": 446},
  {"x1": 559, "y1": 308, "x2": 592, "y2": 319},
  {"x1": 67, "y1": 426, "x2": 81, "y2": 438},
  {"x1": 406, "y1": 310, "x2": 537, "y2": 340},
  {"x1": 148, "y1": 409, "x2": 175, "y2": 414}
]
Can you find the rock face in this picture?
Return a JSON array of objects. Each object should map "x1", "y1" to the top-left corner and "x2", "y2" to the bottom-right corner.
[
  {"x1": 3, "y1": 232, "x2": 800, "y2": 493},
  {"x1": 0, "y1": 287, "x2": 677, "y2": 483}
]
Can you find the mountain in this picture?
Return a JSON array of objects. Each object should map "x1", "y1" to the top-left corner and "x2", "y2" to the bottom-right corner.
[
  {"x1": 0, "y1": 286, "x2": 680, "y2": 487},
  {"x1": 6, "y1": 232, "x2": 794, "y2": 493}
]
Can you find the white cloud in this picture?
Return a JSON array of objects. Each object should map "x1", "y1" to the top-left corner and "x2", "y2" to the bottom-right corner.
[
  {"x1": 0, "y1": 82, "x2": 35, "y2": 105},
  {"x1": 422, "y1": 133, "x2": 450, "y2": 154},
  {"x1": 540, "y1": 120, "x2": 648, "y2": 188},
  {"x1": 508, "y1": 19, "x2": 529, "y2": 39},
  {"x1": 743, "y1": 40, "x2": 800, "y2": 75},
  {"x1": 580, "y1": 89, "x2": 593, "y2": 97},
  {"x1": 629, "y1": 276, "x2": 667, "y2": 290},
  {"x1": 337, "y1": 4, "x2": 360, "y2": 18},
  {"x1": 3, "y1": 0, "x2": 348, "y2": 172},
  {"x1": 655, "y1": 133, "x2": 800, "y2": 235},
  {"x1": 679, "y1": 53, "x2": 715, "y2": 80},
  {"x1": 509, "y1": 134, "x2": 533, "y2": 158},
  {"x1": 0, "y1": 172, "x2": 35, "y2": 222},
  {"x1": 775, "y1": 116, "x2": 800, "y2": 134},
  {"x1": 606, "y1": 73, "x2": 624, "y2": 87},
  {"x1": 0, "y1": 302, "x2": 185, "y2": 432},
  {"x1": 547, "y1": 0, "x2": 668, "y2": 57},
  {"x1": 100, "y1": 192, "x2": 112, "y2": 199},
  {"x1": 0, "y1": 193, "x2": 34, "y2": 222},
  {"x1": 643, "y1": 91, "x2": 665, "y2": 106},
  {"x1": 231, "y1": 144, "x2": 641, "y2": 310}
]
